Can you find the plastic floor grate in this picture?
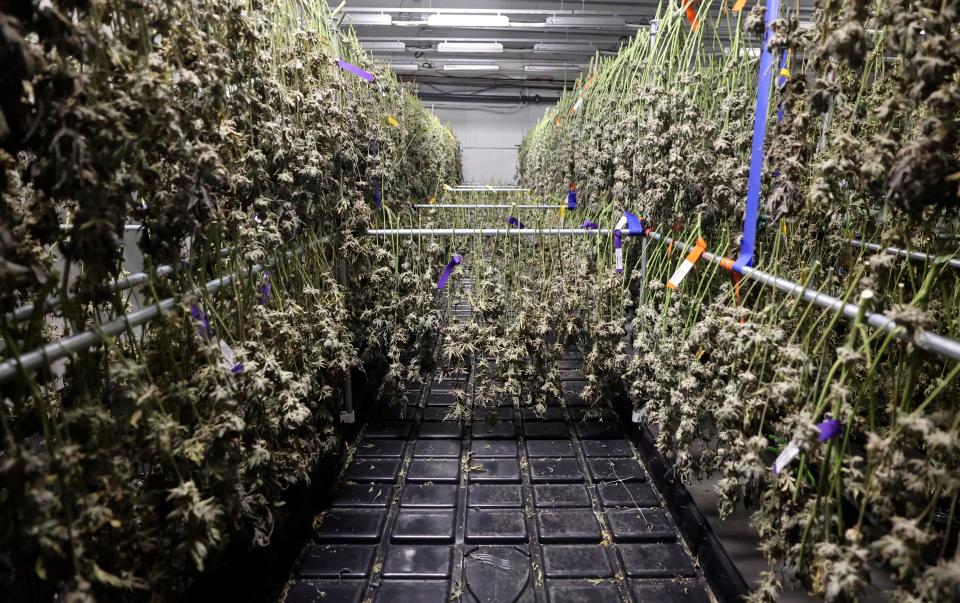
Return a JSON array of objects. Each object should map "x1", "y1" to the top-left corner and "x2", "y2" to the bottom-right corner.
[{"x1": 285, "y1": 361, "x2": 716, "y2": 603}]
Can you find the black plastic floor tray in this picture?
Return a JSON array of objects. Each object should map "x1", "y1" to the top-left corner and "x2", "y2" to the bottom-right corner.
[{"x1": 284, "y1": 358, "x2": 718, "y2": 603}]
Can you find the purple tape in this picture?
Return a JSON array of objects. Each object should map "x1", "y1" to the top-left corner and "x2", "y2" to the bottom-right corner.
[
  {"x1": 258, "y1": 271, "x2": 272, "y2": 305},
  {"x1": 776, "y1": 50, "x2": 789, "y2": 122},
  {"x1": 614, "y1": 230, "x2": 624, "y2": 274},
  {"x1": 231, "y1": 362, "x2": 244, "y2": 374},
  {"x1": 507, "y1": 216, "x2": 526, "y2": 229},
  {"x1": 581, "y1": 221, "x2": 598, "y2": 229},
  {"x1": 817, "y1": 418, "x2": 842, "y2": 442},
  {"x1": 338, "y1": 60, "x2": 374, "y2": 82},
  {"x1": 190, "y1": 303, "x2": 211, "y2": 339},
  {"x1": 437, "y1": 254, "x2": 463, "y2": 289}
]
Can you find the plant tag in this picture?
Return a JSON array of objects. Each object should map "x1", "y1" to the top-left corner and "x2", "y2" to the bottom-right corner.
[
  {"x1": 386, "y1": 115, "x2": 399, "y2": 126},
  {"x1": 571, "y1": 96, "x2": 583, "y2": 113},
  {"x1": 772, "y1": 440, "x2": 801, "y2": 474},
  {"x1": 631, "y1": 409, "x2": 642, "y2": 424},
  {"x1": 667, "y1": 237, "x2": 707, "y2": 290},
  {"x1": 615, "y1": 247, "x2": 624, "y2": 272}
]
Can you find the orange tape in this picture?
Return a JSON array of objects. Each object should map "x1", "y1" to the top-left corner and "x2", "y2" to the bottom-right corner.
[
  {"x1": 684, "y1": 0, "x2": 700, "y2": 30},
  {"x1": 732, "y1": 0, "x2": 748, "y2": 12},
  {"x1": 688, "y1": 237, "x2": 707, "y2": 262}
]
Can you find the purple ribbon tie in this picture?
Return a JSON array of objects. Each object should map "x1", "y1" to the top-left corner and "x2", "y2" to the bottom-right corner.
[
  {"x1": 507, "y1": 216, "x2": 526, "y2": 229},
  {"x1": 231, "y1": 362, "x2": 244, "y2": 374},
  {"x1": 581, "y1": 221, "x2": 598, "y2": 230},
  {"x1": 437, "y1": 254, "x2": 463, "y2": 289},
  {"x1": 817, "y1": 418, "x2": 843, "y2": 443},
  {"x1": 338, "y1": 60, "x2": 374, "y2": 82}
]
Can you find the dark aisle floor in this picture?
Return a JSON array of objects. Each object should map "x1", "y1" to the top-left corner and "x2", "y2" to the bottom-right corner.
[{"x1": 281, "y1": 356, "x2": 717, "y2": 603}]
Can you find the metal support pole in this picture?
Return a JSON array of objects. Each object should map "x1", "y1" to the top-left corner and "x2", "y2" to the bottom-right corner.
[
  {"x1": 412, "y1": 204, "x2": 559, "y2": 209},
  {"x1": 0, "y1": 254, "x2": 287, "y2": 384},
  {"x1": 647, "y1": 231, "x2": 960, "y2": 362},
  {"x1": 338, "y1": 258, "x2": 355, "y2": 424},
  {"x1": 447, "y1": 187, "x2": 530, "y2": 192},
  {"x1": 847, "y1": 238, "x2": 960, "y2": 271},
  {"x1": 6, "y1": 247, "x2": 233, "y2": 323},
  {"x1": 366, "y1": 228, "x2": 613, "y2": 236}
]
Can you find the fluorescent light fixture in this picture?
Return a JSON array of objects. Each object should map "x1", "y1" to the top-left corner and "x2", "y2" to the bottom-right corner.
[
  {"x1": 442, "y1": 64, "x2": 500, "y2": 71},
  {"x1": 545, "y1": 16, "x2": 626, "y2": 28},
  {"x1": 427, "y1": 14, "x2": 509, "y2": 28},
  {"x1": 343, "y1": 14, "x2": 392, "y2": 26},
  {"x1": 524, "y1": 64, "x2": 583, "y2": 73},
  {"x1": 533, "y1": 43, "x2": 597, "y2": 53},
  {"x1": 390, "y1": 63, "x2": 419, "y2": 73},
  {"x1": 437, "y1": 42, "x2": 504, "y2": 53},
  {"x1": 362, "y1": 41, "x2": 406, "y2": 52}
]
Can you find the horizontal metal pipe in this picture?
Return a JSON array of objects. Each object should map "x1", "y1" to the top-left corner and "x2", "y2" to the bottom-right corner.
[
  {"x1": 847, "y1": 238, "x2": 960, "y2": 270},
  {"x1": 366, "y1": 228, "x2": 613, "y2": 236},
  {"x1": 60, "y1": 224, "x2": 144, "y2": 231},
  {"x1": 0, "y1": 255, "x2": 286, "y2": 385},
  {"x1": 412, "y1": 203, "x2": 559, "y2": 209},
  {"x1": 6, "y1": 248, "x2": 232, "y2": 323},
  {"x1": 647, "y1": 231, "x2": 960, "y2": 362},
  {"x1": 447, "y1": 187, "x2": 531, "y2": 192}
]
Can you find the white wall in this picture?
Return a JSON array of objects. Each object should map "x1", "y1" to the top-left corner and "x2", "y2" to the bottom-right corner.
[{"x1": 431, "y1": 102, "x2": 554, "y2": 185}]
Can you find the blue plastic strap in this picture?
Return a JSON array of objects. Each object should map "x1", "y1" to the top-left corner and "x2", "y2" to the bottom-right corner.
[{"x1": 734, "y1": 0, "x2": 780, "y2": 273}]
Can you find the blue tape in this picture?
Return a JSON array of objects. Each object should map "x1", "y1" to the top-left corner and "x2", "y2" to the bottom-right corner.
[{"x1": 734, "y1": 0, "x2": 780, "y2": 273}]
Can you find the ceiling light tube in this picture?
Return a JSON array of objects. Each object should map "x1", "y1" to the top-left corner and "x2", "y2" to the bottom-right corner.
[
  {"x1": 442, "y1": 64, "x2": 500, "y2": 71},
  {"x1": 427, "y1": 14, "x2": 510, "y2": 28},
  {"x1": 437, "y1": 42, "x2": 504, "y2": 53},
  {"x1": 523, "y1": 64, "x2": 584, "y2": 72},
  {"x1": 362, "y1": 41, "x2": 407, "y2": 52},
  {"x1": 545, "y1": 16, "x2": 626, "y2": 28},
  {"x1": 533, "y1": 43, "x2": 598, "y2": 53},
  {"x1": 343, "y1": 14, "x2": 393, "y2": 26}
]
